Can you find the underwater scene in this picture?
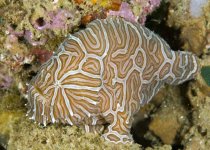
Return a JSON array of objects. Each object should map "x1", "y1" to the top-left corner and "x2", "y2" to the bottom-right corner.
[{"x1": 0, "y1": 0, "x2": 210, "y2": 149}]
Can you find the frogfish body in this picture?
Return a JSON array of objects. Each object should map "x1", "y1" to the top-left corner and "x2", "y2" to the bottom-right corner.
[{"x1": 27, "y1": 17, "x2": 200, "y2": 144}]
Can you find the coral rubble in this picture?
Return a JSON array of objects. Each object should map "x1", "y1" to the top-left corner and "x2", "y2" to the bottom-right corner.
[
  {"x1": 167, "y1": 0, "x2": 210, "y2": 56},
  {"x1": 7, "y1": 118, "x2": 140, "y2": 150}
]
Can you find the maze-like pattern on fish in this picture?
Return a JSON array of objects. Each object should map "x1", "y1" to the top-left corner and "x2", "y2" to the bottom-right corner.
[{"x1": 27, "y1": 17, "x2": 200, "y2": 143}]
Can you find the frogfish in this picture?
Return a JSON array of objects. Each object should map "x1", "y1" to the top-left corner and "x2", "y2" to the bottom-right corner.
[{"x1": 27, "y1": 17, "x2": 200, "y2": 144}]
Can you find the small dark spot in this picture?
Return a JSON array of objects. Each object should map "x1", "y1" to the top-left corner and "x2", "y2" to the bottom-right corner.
[
  {"x1": 22, "y1": 63, "x2": 32, "y2": 70},
  {"x1": 41, "y1": 138, "x2": 47, "y2": 144},
  {"x1": 10, "y1": 23, "x2": 17, "y2": 29},
  {"x1": 36, "y1": 17, "x2": 46, "y2": 27},
  {"x1": 198, "y1": 126, "x2": 207, "y2": 136},
  {"x1": 29, "y1": 71, "x2": 37, "y2": 78},
  {"x1": 205, "y1": 51, "x2": 210, "y2": 55},
  {"x1": 18, "y1": 36, "x2": 26, "y2": 43},
  {"x1": 26, "y1": 69, "x2": 37, "y2": 81},
  {"x1": 76, "y1": 5, "x2": 83, "y2": 11},
  {"x1": 191, "y1": 89, "x2": 197, "y2": 97}
]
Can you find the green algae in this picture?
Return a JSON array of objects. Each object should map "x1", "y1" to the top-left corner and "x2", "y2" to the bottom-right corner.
[
  {"x1": 7, "y1": 118, "x2": 141, "y2": 150},
  {"x1": 201, "y1": 66, "x2": 210, "y2": 86},
  {"x1": 0, "y1": 17, "x2": 3, "y2": 25},
  {"x1": 145, "y1": 145, "x2": 172, "y2": 150},
  {"x1": 0, "y1": 90, "x2": 25, "y2": 149},
  {"x1": 0, "y1": 89, "x2": 25, "y2": 112}
]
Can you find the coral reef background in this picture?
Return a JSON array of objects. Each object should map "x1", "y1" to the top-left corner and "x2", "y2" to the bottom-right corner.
[{"x1": 0, "y1": 0, "x2": 210, "y2": 149}]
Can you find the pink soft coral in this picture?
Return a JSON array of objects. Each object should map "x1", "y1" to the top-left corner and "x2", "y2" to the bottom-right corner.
[
  {"x1": 108, "y1": 2, "x2": 137, "y2": 23},
  {"x1": 107, "y1": 0, "x2": 161, "y2": 24},
  {"x1": 33, "y1": 9, "x2": 75, "y2": 30}
]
